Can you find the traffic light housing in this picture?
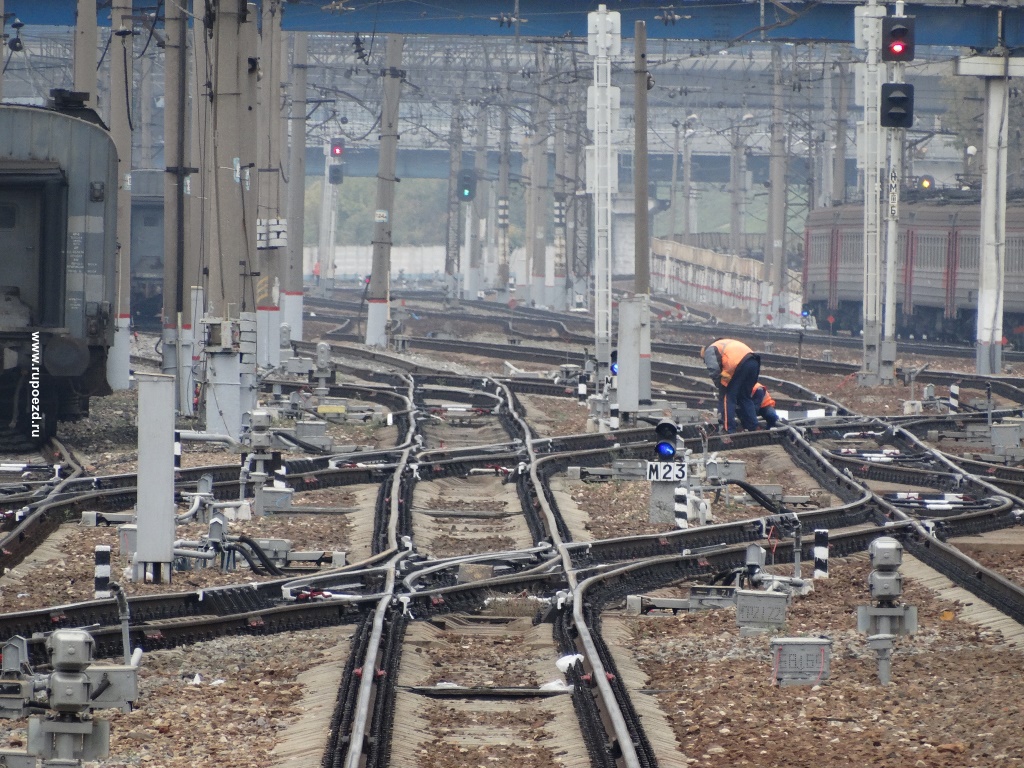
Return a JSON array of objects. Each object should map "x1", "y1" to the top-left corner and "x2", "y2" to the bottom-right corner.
[
  {"x1": 881, "y1": 16, "x2": 915, "y2": 63},
  {"x1": 328, "y1": 165, "x2": 344, "y2": 185},
  {"x1": 880, "y1": 83, "x2": 914, "y2": 128},
  {"x1": 655, "y1": 419, "x2": 679, "y2": 459},
  {"x1": 457, "y1": 168, "x2": 476, "y2": 201},
  {"x1": 330, "y1": 138, "x2": 345, "y2": 157},
  {"x1": 609, "y1": 349, "x2": 619, "y2": 376}
]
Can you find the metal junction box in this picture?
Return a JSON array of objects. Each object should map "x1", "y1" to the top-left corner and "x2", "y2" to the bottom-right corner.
[{"x1": 769, "y1": 637, "x2": 832, "y2": 686}]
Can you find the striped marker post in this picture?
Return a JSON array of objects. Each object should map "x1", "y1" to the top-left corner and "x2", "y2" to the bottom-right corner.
[
  {"x1": 813, "y1": 529, "x2": 829, "y2": 579},
  {"x1": 174, "y1": 431, "x2": 182, "y2": 470},
  {"x1": 94, "y1": 545, "x2": 112, "y2": 598},
  {"x1": 949, "y1": 384, "x2": 960, "y2": 413}
]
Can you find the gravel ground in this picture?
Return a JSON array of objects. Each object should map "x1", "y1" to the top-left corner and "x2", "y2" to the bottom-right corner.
[
  {"x1": 4, "y1": 330, "x2": 1023, "y2": 767},
  {"x1": 626, "y1": 556, "x2": 1024, "y2": 767}
]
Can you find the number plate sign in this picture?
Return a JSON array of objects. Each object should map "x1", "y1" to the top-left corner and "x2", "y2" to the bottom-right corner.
[{"x1": 646, "y1": 462, "x2": 687, "y2": 482}]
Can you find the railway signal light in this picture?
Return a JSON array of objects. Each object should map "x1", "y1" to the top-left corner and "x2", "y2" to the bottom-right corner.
[
  {"x1": 655, "y1": 419, "x2": 679, "y2": 459},
  {"x1": 610, "y1": 349, "x2": 619, "y2": 376},
  {"x1": 457, "y1": 168, "x2": 476, "y2": 201},
  {"x1": 328, "y1": 165, "x2": 344, "y2": 185},
  {"x1": 917, "y1": 174, "x2": 934, "y2": 191},
  {"x1": 880, "y1": 83, "x2": 914, "y2": 129},
  {"x1": 330, "y1": 138, "x2": 345, "y2": 157},
  {"x1": 881, "y1": 16, "x2": 915, "y2": 63}
]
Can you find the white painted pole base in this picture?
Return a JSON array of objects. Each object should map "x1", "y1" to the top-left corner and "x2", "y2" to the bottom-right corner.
[
  {"x1": 257, "y1": 307, "x2": 281, "y2": 368},
  {"x1": 281, "y1": 291, "x2": 304, "y2": 341},
  {"x1": 365, "y1": 301, "x2": 389, "y2": 348},
  {"x1": 107, "y1": 316, "x2": 132, "y2": 390}
]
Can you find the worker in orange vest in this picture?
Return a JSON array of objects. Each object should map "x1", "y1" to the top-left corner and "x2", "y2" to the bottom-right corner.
[
  {"x1": 700, "y1": 338, "x2": 761, "y2": 432},
  {"x1": 751, "y1": 382, "x2": 780, "y2": 428},
  {"x1": 312, "y1": 260, "x2": 321, "y2": 286}
]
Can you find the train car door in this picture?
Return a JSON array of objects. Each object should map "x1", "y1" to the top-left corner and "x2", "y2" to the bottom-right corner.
[{"x1": 0, "y1": 187, "x2": 42, "y2": 328}]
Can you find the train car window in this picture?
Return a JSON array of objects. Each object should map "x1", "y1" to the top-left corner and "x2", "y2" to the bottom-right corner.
[
  {"x1": 1008, "y1": 238, "x2": 1024, "y2": 274},
  {"x1": 809, "y1": 233, "x2": 829, "y2": 265},
  {"x1": 0, "y1": 204, "x2": 15, "y2": 229},
  {"x1": 959, "y1": 234, "x2": 980, "y2": 271},
  {"x1": 840, "y1": 233, "x2": 862, "y2": 265},
  {"x1": 918, "y1": 234, "x2": 945, "y2": 269}
]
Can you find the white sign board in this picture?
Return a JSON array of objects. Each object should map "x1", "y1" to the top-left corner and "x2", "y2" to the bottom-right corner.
[
  {"x1": 374, "y1": 209, "x2": 389, "y2": 223},
  {"x1": 646, "y1": 461, "x2": 687, "y2": 483}
]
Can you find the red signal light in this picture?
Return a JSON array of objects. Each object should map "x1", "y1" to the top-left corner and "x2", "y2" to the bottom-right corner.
[{"x1": 889, "y1": 41, "x2": 905, "y2": 56}]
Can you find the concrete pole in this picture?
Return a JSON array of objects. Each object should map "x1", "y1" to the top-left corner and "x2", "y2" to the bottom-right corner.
[
  {"x1": 669, "y1": 120, "x2": 680, "y2": 242},
  {"x1": 633, "y1": 23, "x2": 650, "y2": 297},
  {"x1": 139, "y1": 52, "x2": 155, "y2": 167},
  {"x1": 833, "y1": 60, "x2": 850, "y2": 205},
  {"x1": 496, "y1": 101, "x2": 511, "y2": 302},
  {"x1": 444, "y1": 107, "x2": 463, "y2": 299},
  {"x1": 0, "y1": 1, "x2": 4, "y2": 102},
  {"x1": 977, "y1": 74, "x2": 1009, "y2": 374},
  {"x1": 73, "y1": 0, "x2": 97, "y2": 108},
  {"x1": 821, "y1": 64, "x2": 835, "y2": 208},
  {"x1": 730, "y1": 124, "x2": 746, "y2": 256},
  {"x1": 365, "y1": 35, "x2": 405, "y2": 348},
  {"x1": 880, "y1": 54, "x2": 906, "y2": 386},
  {"x1": 683, "y1": 124, "x2": 694, "y2": 236},
  {"x1": 237, "y1": 5, "x2": 260, "y2": 427},
  {"x1": 767, "y1": 46, "x2": 788, "y2": 326},
  {"x1": 467, "y1": 107, "x2": 487, "y2": 299},
  {"x1": 256, "y1": 0, "x2": 284, "y2": 368},
  {"x1": 201, "y1": 1, "x2": 259, "y2": 439},
  {"x1": 589, "y1": 6, "x2": 619, "y2": 381},
  {"x1": 567, "y1": 98, "x2": 588, "y2": 308},
  {"x1": 316, "y1": 149, "x2": 334, "y2": 290},
  {"x1": 189, "y1": 23, "x2": 208, "y2": 323},
  {"x1": 632, "y1": 21, "x2": 651, "y2": 405},
  {"x1": 106, "y1": 1, "x2": 133, "y2": 391},
  {"x1": 860, "y1": 0, "x2": 885, "y2": 384},
  {"x1": 529, "y1": 54, "x2": 550, "y2": 306},
  {"x1": 881, "y1": 126, "x2": 901, "y2": 385},
  {"x1": 161, "y1": 0, "x2": 194, "y2": 414},
  {"x1": 552, "y1": 98, "x2": 568, "y2": 310},
  {"x1": 284, "y1": 32, "x2": 308, "y2": 341}
]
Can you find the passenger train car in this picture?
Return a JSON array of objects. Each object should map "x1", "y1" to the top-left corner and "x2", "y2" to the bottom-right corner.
[
  {"x1": 0, "y1": 96, "x2": 118, "y2": 437},
  {"x1": 129, "y1": 169, "x2": 165, "y2": 332},
  {"x1": 803, "y1": 199, "x2": 1024, "y2": 342}
]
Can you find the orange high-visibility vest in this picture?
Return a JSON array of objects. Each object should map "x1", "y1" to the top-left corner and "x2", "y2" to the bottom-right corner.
[
  {"x1": 752, "y1": 383, "x2": 775, "y2": 408},
  {"x1": 706, "y1": 338, "x2": 754, "y2": 386}
]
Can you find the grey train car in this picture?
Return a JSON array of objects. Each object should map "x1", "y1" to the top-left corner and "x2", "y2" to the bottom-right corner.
[
  {"x1": 130, "y1": 169, "x2": 165, "y2": 332},
  {"x1": 0, "y1": 100, "x2": 118, "y2": 437},
  {"x1": 803, "y1": 200, "x2": 1024, "y2": 343}
]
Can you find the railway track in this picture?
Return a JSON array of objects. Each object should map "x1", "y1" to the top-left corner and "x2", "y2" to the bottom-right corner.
[{"x1": 3, "y1": 327, "x2": 1024, "y2": 766}]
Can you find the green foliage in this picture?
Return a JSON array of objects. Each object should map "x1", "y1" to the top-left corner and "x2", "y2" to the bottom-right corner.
[{"x1": 305, "y1": 177, "x2": 450, "y2": 246}]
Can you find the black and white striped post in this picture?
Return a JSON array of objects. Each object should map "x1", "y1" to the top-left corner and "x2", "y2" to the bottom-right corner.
[
  {"x1": 94, "y1": 545, "x2": 112, "y2": 598},
  {"x1": 813, "y1": 529, "x2": 829, "y2": 579},
  {"x1": 949, "y1": 384, "x2": 960, "y2": 413},
  {"x1": 174, "y1": 431, "x2": 182, "y2": 470}
]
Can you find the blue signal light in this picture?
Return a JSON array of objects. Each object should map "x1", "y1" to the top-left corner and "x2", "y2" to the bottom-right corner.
[
  {"x1": 656, "y1": 440, "x2": 676, "y2": 458},
  {"x1": 654, "y1": 419, "x2": 679, "y2": 459},
  {"x1": 610, "y1": 361, "x2": 619, "y2": 375}
]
